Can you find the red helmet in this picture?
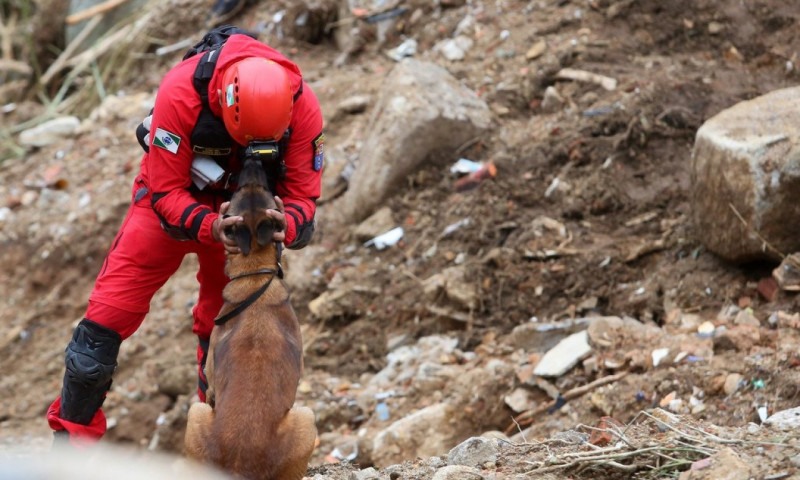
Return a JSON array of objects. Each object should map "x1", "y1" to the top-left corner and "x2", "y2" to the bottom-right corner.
[{"x1": 219, "y1": 58, "x2": 293, "y2": 145}]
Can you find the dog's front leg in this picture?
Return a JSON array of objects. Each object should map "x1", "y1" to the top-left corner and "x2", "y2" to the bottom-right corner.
[{"x1": 185, "y1": 402, "x2": 214, "y2": 462}]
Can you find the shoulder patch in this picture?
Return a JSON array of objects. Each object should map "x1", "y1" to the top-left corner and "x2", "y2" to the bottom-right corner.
[
  {"x1": 153, "y1": 127, "x2": 181, "y2": 154},
  {"x1": 311, "y1": 132, "x2": 325, "y2": 172}
]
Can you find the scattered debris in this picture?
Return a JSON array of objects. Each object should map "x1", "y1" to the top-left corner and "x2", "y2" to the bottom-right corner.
[
  {"x1": 555, "y1": 68, "x2": 618, "y2": 91},
  {"x1": 363, "y1": 227, "x2": 404, "y2": 250},
  {"x1": 773, "y1": 253, "x2": 800, "y2": 291},
  {"x1": 533, "y1": 330, "x2": 593, "y2": 377},
  {"x1": 453, "y1": 161, "x2": 497, "y2": 192}
]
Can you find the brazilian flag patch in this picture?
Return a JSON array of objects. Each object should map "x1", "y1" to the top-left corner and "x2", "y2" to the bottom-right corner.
[{"x1": 153, "y1": 127, "x2": 181, "y2": 154}]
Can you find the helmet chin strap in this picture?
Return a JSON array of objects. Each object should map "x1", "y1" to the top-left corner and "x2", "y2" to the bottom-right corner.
[{"x1": 244, "y1": 141, "x2": 280, "y2": 163}]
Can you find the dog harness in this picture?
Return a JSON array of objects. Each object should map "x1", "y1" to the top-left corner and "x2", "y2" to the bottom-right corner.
[{"x1": 214, "y1": 267, "x2": 279, "y2": 326}]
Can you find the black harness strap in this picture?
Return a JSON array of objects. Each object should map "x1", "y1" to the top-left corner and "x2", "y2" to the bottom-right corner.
[
  {"x1": 194, "y1": 49, "x2": 218, "y2": 106},
  {"x1": 214, "y1": 268, "x2": 278, "y2": 326}
]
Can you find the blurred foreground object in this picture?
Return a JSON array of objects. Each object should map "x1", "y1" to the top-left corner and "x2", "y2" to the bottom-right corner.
[{"x1": 0, "y1": 442, "x2": 232, "y2": 480}]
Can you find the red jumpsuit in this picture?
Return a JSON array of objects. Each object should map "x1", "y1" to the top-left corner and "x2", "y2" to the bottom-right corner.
[{"x1": 46, "y1": 35, "x2": 324, "y2": 443}]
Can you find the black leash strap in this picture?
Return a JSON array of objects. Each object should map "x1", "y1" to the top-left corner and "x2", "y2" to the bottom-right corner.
[{"x1": 214, "y1": 273, "x2": 276, "y2": 326}]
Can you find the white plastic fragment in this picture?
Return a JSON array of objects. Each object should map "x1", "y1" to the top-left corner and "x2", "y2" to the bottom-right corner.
[
  {"x1": 364, "y1": 227, "x2": 404, "y2": 250},
  {"x1": 652, "y1": 348, "x2": 670, "y2": 367}
]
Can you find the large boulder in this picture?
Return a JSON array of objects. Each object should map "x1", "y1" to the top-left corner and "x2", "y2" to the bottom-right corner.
[
  {"x1": 691, "y1": 86, "x2": 800, "y2": 263},
  {"x1": 324, "y1": 58, "x2": 492, "y2": 227}
]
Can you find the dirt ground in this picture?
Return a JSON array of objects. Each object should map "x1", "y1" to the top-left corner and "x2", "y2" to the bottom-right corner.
[{"x1": 2, "y1": 0, "x2": 800, "y2": 478}]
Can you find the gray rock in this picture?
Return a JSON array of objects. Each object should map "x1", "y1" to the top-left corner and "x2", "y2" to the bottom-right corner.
[
  {"x1": 764, "y1": 406, "x2": 800, "y2": 430},
  {"x1": 533, "y1": 330, "x2": 592, "y2": 377},
  {"x1": 431, "y1": 465, "x2": 484, "y2": 480},
  {"x1": 372, "y1": 403, "x2": 458, "y2": 468},
  {"x1": 354, "y1": 207, "x2": 397, "y2": 241},
  {"x1": 508, "y1": 317, "x2": 592, "y2": 352},
  {"x1": 423, "y1": 266, "x2": 478, "y2": 310},
  {"x1": 336, "y1": 94, "x2": 372, "y2": 115},
  {"x1": 325, "y1": 59, "x2": 491, "y2": 226},
  {"x1": 691, "y1": 86, "x2": 800, "y2": 262},
  {"x1": 350, "y1": 467, "x2": 382, "y2": 480},
  {"x1": 446, "y1": 436, "x2": 501, "y2": 468},
  {"x1": 18, "y1": 116, "x2": 81, "y2": 148}
]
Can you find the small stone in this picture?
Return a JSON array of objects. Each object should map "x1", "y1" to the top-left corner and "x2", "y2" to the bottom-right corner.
[
  {"x1": 723, "y1": 373, "x2": 743, "y2": 395},
  {"x1": 697, "y1": 321, "x2": 715, "y2": 337},
  {"x1": 757, "y1": 277, "x2": 779, "y2": 302},
  {"x1": 708, "y1": 21, "x2": 724, "y2": 34},
  {"x1": 659, "y1": 391, "x2": 677, "y2": 408},
  {"x1": 533, "y1": 330, "x2": 592, "y2": 377},
  {"x1": 336, "y1": 95, "x2": 371, "y2": 115},
  {"x1": 525, "y1": 38, "x2": 547, "y2": 60},
  {"x1": 431, "y1": 465, "x2": 484, "y2": 480},
  {"x1": 764, "y1": 406, "x2": 800, "y2": 430},
  {"x1": 447, "y1": 436, "x2": 500, "y2": 468},
  {"x1": 651, "y1": 348, "x2": 670, "y2": 367},
  {"x1": 540, "y1": 86, "x2": 564, "y2": 113},
  {"x1": 504, "y1": 388, "x2": 535, "y2": 413}
]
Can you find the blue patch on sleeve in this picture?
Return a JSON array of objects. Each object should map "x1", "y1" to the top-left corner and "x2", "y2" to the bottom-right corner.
[{"x1": 312, "y1": 132, "x2": 325, "y2": 172}]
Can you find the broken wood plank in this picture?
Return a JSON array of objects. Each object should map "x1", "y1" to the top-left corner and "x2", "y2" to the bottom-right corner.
[
  {"x1": 40, "y1": 15, "x2": 103, "y2": 85},
  {"x1": 65, "y1": 0, "x2": 130, "y2": 25},
  {"x1": 556, "y1": 68, "x2": 618, "y2": 91}
]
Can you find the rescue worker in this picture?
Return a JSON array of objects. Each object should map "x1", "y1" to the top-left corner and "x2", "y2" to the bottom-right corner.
[{"x1": 46, "y1": 25, "x2": 324, "y2": 447}]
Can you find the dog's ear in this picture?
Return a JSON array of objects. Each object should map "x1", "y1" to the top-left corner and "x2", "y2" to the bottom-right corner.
[
  {"x1": 256, "y1": 219, "x2": 276, "y2": 247},
  {"x1": 234, "y1": 226, "x2": 252, "y2": 255}
]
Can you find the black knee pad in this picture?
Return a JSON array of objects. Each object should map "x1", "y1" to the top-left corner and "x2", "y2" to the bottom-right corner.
[{"x1": 60, "y1": 319, "x2": 122, "y2": 425}]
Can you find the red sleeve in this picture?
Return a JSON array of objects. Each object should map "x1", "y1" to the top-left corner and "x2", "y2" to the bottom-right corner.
[
  {"x1": 145, "y1": 62, "x2": 220, "y2": 245},
  {"x1": 278, "y1": 82, "x2": 324, "y2": 249}
]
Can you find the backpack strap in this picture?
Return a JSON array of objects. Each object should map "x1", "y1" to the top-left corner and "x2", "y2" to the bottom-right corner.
[
  {"x1": 183, "y1": 24, "x2": 257, "y2": 60},
  {"x1": 187, "y1": 24, "x2": 258, "y2": 109},
  {"x1": 194, "y1": 48, "x2": 219, "y2": 110}
]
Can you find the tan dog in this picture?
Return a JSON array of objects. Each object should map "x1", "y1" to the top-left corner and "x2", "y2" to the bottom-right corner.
[{"x1": 185, "y1": 159, "x2": 317, "y2": 480}]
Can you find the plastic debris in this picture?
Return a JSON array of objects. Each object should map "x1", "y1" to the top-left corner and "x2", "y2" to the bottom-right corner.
[
  {"x1": 386, "y1": 38, "x2": 417, "y2": 61},
  {"x1": 757, "y1": 405, "x2": 769, "y2": 423},
  {"x1": 547, "y1": 394, "x2": 567, "y2": 414},
  {"x1": 752, "y1": 378, "x2": 766, "y2": 389},
  {"x1": 328, "y1": 439, "x2": 359, "y2": 463},
  {"x1": 454, "y1": 161, "x2": 497, "y2": 192},
  {"x1": 651, "y1": 348, "x2": 670, "y2": 367},
  {"x1": 360, "y1": 6, "x2": 408, "y2": 24},
  {"x1": 544, "y1": 177, "x2": 560, "y2": 197},
  {"x1": 450, "y1": 158, "x2": 483, "y2": 174},
  {"x1": 442, "y1": 218, "x2": 471, "y2": 237},
  {"x1": 364, "y1": 227, "x2": 404, "y2": 250},
  {"x1": 376, "y1": 401, "x2": 390, "y2": 421}
]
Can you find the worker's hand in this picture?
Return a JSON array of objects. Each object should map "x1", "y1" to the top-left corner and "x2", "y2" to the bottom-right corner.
[
  {"x1": 213, "y1": 202, "x2": 243, "y2": 254},
  {"x1": 267, "y1": 196, "x2": 287, "y2": 243}
]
